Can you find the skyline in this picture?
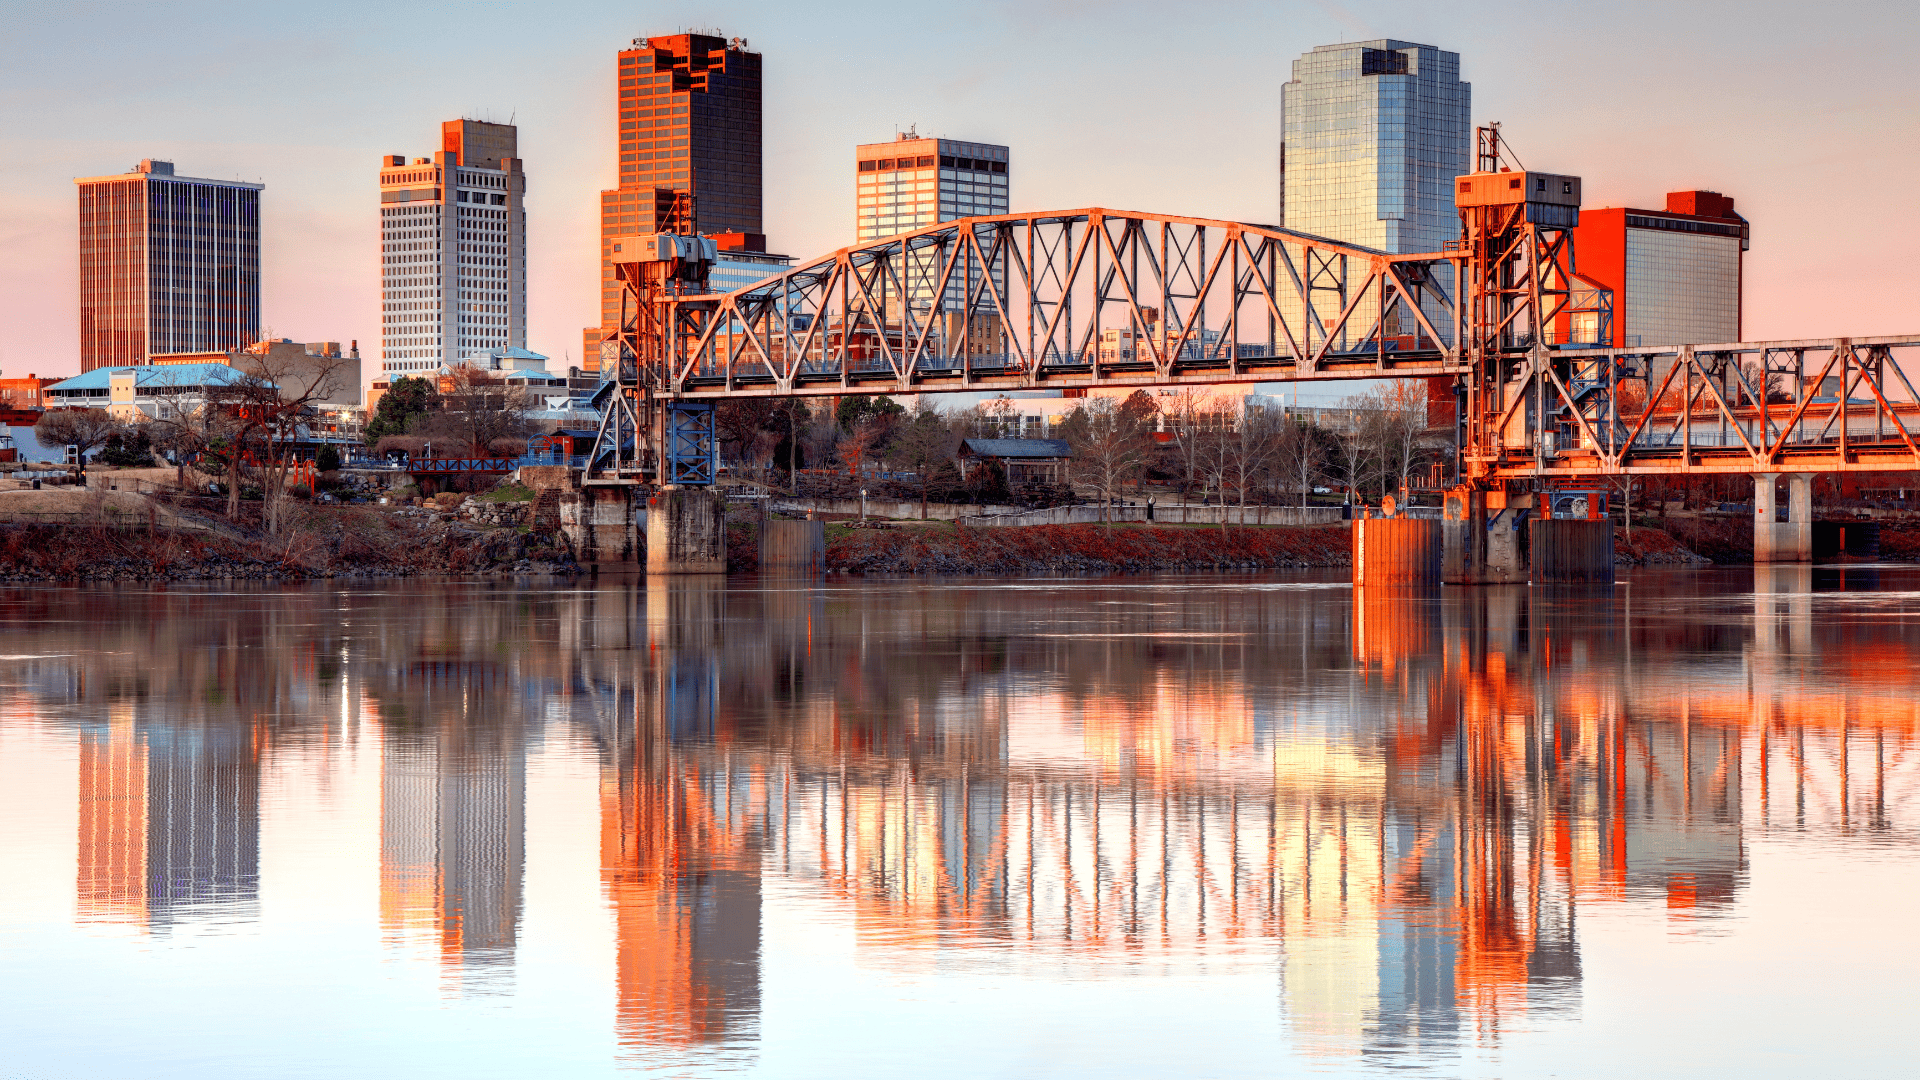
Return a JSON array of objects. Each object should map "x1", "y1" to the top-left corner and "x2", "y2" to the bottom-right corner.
[{"x1": 4, "y1": 1, "x2": 1916, "y2": 391}]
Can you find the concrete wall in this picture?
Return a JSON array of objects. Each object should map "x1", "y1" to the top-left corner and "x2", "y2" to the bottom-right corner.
[
  {"x1": 770, "y1": 496, "x2": 1344, "y2": 528},
  {"x1": 769, "y1": 497, "x2": 1021, "y2": 521},
  {"x1": 959, "y1": 505, "x2": 1346, "y2": 527}
]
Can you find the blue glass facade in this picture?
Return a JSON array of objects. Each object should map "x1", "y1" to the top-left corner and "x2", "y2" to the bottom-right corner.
[{"x1": 1282, "y1": 40, "x2": 1470, "y2": 256}]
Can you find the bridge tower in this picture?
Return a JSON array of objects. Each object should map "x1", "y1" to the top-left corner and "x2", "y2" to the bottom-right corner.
[
  {"x1": 580, "y1": 199, "x2": 727, "y2": 571},
  {"x1": 1444, "y1": 125, "x2": 1617, "y2": 583}
]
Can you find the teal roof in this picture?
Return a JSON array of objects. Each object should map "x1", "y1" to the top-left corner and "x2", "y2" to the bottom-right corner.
[{"x1": 47, "y1": 364, "x2": 273, "y2": 392}]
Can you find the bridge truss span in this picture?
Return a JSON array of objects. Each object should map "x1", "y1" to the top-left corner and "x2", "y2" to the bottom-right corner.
[
  {"x1": 1492, "y1": 334, "x2": 1920, "y2": 479},
  {"x1": 635, "y1": 208, "x2": 1467, "y2": 399}
]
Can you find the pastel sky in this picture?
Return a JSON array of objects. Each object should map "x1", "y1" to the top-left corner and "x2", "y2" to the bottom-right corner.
[{"x1": 3, "y1": 0, "x2": 1915, "y2": 388}]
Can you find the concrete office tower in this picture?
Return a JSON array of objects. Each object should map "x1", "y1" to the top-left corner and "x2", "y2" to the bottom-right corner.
[
  {"x1": 379, "y1": 120, "x2": 527, "y2": 376},
  {"x1": 1281, "y1": 41, "x2": 1470, "y2": 255},
  {"x1": 855, "y1": 134, "x2": 1009, "y2": 326},
  {"x1": 75, "y1": 160, "x2": 262, "y2": 372},
  {"x1": 854, "y1": 133, "x2": 1008, "y2": 243},
  {"x1": 587, "y1": 32, "x2": 762, "y2": 369}
]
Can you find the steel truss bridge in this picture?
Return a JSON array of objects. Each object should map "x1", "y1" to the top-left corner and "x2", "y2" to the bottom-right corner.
[{"x1": 596, "y1": 199, "x2": 1920, "y2": 486}]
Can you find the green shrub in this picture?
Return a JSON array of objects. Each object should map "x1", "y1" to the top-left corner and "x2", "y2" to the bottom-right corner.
[{"x1": 478, "y1": 482, "x2": 536, "y2": 503}]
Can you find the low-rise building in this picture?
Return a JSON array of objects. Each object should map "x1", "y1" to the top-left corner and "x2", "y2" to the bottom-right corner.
[
  {"x1": 957, "y1": 437, "x2": 1071, "y2": 485},
  {"x1": 1568, "y1": 190, "x2": 1748, "y2": 348},
  {"x1": 0, "y1": 374, "x2": 59, "y2": 411},
  {"x1": 43, "y1": 363, "x2": 266, "y2": 422},
  {"x1": 152, "y1": 339, "x2": 362, "y2": 406}
]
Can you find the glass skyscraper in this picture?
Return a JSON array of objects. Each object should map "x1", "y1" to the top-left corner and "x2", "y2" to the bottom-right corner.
[
  {"x1": 1281, "y1": 40, "x2": 1469, "y2": 256},
  {"x1": 588, "y1": 32, "x2": 763, "y2": 371}
]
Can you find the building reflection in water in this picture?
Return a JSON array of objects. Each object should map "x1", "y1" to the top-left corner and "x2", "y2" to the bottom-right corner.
[
  {"x1": 373, "y1": 652, "x2": 527, "y2": 992},
  {"x1": 4, "y1": 569, "x2": 1915, "y2": 1070},
  {"x1": 77, "y1": 706, "x2": 262, "y2": 930}
]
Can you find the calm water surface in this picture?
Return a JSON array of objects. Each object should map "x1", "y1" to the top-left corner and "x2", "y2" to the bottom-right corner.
[{"x1": 2, "y1": 568, "x2": 1917, "y2": 1078}]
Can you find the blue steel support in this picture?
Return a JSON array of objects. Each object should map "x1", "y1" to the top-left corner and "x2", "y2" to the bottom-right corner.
[{"x1": 665, "y1": 401, "x2": 717, "y2": 486}]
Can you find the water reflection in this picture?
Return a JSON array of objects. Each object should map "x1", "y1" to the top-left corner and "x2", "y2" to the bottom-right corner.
[{"x1": 1, "y1": 570, "x2": 1917, "y2": 1076}]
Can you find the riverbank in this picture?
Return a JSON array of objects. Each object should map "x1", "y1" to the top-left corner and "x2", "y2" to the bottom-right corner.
[
  {"x1": 0, "y1": 505, "x2": 575, "y2": 582},
  {"x1": 818, "y1": 520, "x2": 1710, "y2": 576},
  {"x1": 824, "y1": 522, "x2": 1356, "y2": 576},
  {"x1": 3, "y1": 497, "x2": 1720, "y2": 581}
]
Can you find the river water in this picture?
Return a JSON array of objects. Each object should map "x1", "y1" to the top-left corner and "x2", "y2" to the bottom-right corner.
[{"x1": 1, "y1": 569, "x2": 1916, "y2": 1078}]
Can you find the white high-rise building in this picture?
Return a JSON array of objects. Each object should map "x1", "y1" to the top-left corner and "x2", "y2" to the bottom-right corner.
[
  {"x1": 854, "y1": 133, "x2": 1009, "y2": 330},
  {"x1": 379, "y1": 120, "x2": 527, "y2": 376},
  {"x1": 855, "y1": 133, "x2": 1008, "y2": 244}
]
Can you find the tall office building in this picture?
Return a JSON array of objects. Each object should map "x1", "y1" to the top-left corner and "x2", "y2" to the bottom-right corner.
[
  {"x1": 379, "y1": 120, "x2": 526, "y2": 376},
  {"x1": 1281, "y1": 41, "x2": 1469, "y2": 255},
  {"x1": 854, "y1": 133, "x2": 1008, "y2": 243},
  {"x1": 854, "y1": 134, "x2": 1009, "y2": 326},
  {"x1": 587, "y1": 32, "x2": 763, "y2": 369},
  {"x1": 75, "y1": 160, "x2": 261, "y2": 372}
]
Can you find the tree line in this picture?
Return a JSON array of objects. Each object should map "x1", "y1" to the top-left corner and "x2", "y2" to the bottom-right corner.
[{"x1": 709, "y1": 381, "x2": 1443, "y2": 511}]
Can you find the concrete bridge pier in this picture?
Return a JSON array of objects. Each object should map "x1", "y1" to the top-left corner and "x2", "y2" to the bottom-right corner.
[
  {"x1": 647, "y1": 488, "x2": 727, "y2": 574},
  {"x1": 563, "y1": 486, "x2": 642, "y2": 564},
  {"x1": 1754, "y1": 472, "x2": 1813, "y2": 563},
  {"x1": 1441, "y1": 489, "x2": 1529, "y2": 584}
]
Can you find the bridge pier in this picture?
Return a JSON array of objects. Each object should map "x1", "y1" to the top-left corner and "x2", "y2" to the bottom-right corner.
[
  {"x1": 1353, "y1": 514, "x2": 1441, "y2": 588},
  {"x1": 1442, "y1": 489, "x2": 1529, "y2": 584},
  {"x1": 647, "y1": 488, "x2": 727, "y2": 574},
  {"x1": 1754, "y1": 473, "x2": 1813, "y2": 563},
  {"x1": 564, "y1": 486, "x2": 641, "y2": 564}
]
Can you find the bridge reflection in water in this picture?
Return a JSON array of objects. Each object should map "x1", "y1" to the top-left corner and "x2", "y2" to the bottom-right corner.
[
  {"x1": 5, "y1": 572, "x2": 1915, "y2": 1072},
  {"x1": 578, "y1": 573, "x2": 1916, "y2": 1066}
]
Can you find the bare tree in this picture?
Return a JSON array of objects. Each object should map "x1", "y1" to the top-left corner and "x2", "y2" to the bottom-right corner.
[
  {"x1": 1274, "y1": 418, "x2": 1329, "y2": 508},
  {"x1": 1334, "y1": 395, "x2": 1385, "y2": 505},
  {"x1": 1359, "y1": 381, "x2": 1432, "y2": 499},
  {"x1": 146, "y1": 349, "x2": 356, "y2": 527},
  {"x1": 1223, "y1": 402, "x2": 1284, "y2": 509},
  {"x1": 32, "y1": 408, "x2": 122, "y2": 475},
  {"x1": 1059, "y1": 393, "x2": 1155, "y2": 523},
  {"x1": 958, "y1": 396, "x2": 1018, "y2": 438},
  {"x1": 1162, "y1": 388, "x2": 1211, "y2": 517},
  {"x1": 889, "y1": 399, "x2": 959, "y2": 515},
  {"x1": 418, "y1": 366, "x2": 532, "y2": 456},
  {"x1": 798, "y1": 401, "x2": 841, "y2": 476},
  {"x1": 237, "y1": 348, "x2": 357, "y2": 533}
]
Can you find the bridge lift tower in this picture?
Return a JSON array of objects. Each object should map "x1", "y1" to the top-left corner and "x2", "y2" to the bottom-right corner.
[
  {"x1": 576, "y1": 208, "x2": 729, "y2": 572},
  {"x1": 587, "y1": 223, "x2": 721, "y2": 490},
  {"x1": 1455, "y1": 123, "x2": 1621, "y2": 487}
]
